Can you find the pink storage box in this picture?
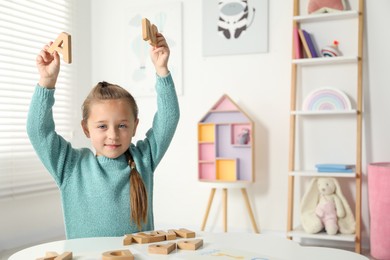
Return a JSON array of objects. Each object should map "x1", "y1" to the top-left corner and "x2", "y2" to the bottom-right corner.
[{"x1": 368, "y1": 162, "x2": 390, "y2": 260}]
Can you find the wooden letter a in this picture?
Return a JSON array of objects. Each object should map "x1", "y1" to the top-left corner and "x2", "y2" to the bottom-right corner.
[{"x1": 48, "y1": 32, "x2": 72, "y2": 64}]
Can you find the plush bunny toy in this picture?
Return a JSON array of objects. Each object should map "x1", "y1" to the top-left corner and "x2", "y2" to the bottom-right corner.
[
  {"x1": 315, "y1": 178, "x2": 346, "y2": 235},
  {"x1": 300, "y1": 177, "x2": 356, "y2": 235}
]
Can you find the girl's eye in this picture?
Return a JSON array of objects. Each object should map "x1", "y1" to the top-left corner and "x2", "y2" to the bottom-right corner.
[
  {"x1": 119, "y1": 124, "x2": 127, "y2": 129},
  {"x1": 97, "y1": 125, "x2": 107, "y2": 129}
]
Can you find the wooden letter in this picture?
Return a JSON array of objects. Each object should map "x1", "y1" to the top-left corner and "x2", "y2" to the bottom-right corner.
[
  {"x1": 47, "y1": 32, "x2": 72, "y2": 64},
  {"x1": 54, "y1": 252, "x2": 72, "y2": 260},
  {"x1": 45, "y1": 252, "x2": 59, "y2": 258},
  {"x1": 132, "y1": 232, "x2": 150, "y2": 244},
  {"x1": 177, "y1": 239, "x2": 203, "y2": 250},
  {"x1": 156, "y1": 230, "x2": 176, "y2": 240},
  {"x1": 172, "y1": 228, "x2": 196, "y2": 238},
  {"x1": 132, "y1": 232, "x2": 165, "y2": 244},
  {"x1": 102, "y1": 250, "x2": 134, "y2": 260},
  {"x1": 36, "y1": 251, "x2": 72, "y2": 260},
  {"x1": 148, "y1": 243, "x2": 176, "y2": 255},
  {"x1": 150, "y1": 24, "x2": 158, "y2": 46},
  {"x1": 36, "y1": 256, "x2": 56, "y2": 260},
  {"x1": 141, "y1": 18, "x2": 158, "y2": 47},
  {"x1": 142, "y1": 18, "x2": 151, "y2": 42},
  {"x1": 123, "y1": 234, "x2": 133, "y2": 245}
]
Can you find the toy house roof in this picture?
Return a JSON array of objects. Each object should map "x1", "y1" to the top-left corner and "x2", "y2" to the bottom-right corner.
[{"x1": 199, "y1": 94, "x2": 253, "y2": 123}]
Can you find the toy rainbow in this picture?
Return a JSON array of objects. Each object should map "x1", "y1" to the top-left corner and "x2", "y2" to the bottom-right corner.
[{"x1": 302, "y1": 88, "x2": 352, "y2": 111}]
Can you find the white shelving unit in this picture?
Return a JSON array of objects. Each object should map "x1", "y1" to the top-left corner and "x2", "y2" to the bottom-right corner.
[
  {"x1": 287, "y1": 226, "x2": 356, "y2": 242},
  {"x1": 293, "y1": 10, "x2": 359, "y2": 22},
  {"x1": 287, "y1": 0, "x2": 364, "y2": 254},
  {"x1": 292, "y1": 56, "x2": 358, "y2": 65}
]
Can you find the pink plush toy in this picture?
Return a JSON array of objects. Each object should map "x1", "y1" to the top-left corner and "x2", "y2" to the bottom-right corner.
[
  {"x1": 308, "y1": 0, "x2": 346, "y2": 14},
  {"x1": 315, "y1": 178, "x2": 345, "y2": 235},
  {"x1": 300, "y1": 177, "x2": 356, "y2": 235},
  {"x1": 237, "y1": 128, "x2": 250, "y2": 145}
]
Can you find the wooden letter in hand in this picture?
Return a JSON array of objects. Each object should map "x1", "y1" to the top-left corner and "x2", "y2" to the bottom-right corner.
[
  {"x1": 48, "y1": 32, "x2": 72, "y2": 64},
  {"x1": 142, "y1": 18, "x2": 158, "y2": 47}
]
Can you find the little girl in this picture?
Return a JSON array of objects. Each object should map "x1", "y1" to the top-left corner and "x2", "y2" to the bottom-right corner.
[{"x1": 27, "y1": 33, "x2": 179, "y2": 239}]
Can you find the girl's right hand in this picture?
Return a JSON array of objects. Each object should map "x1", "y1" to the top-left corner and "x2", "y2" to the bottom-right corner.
[
  {"x1": 150, "y1": 33, "x2": 170, "y2": 77},
  {"x1": 36, "y1": 42, "x2": 60, "y2": 88}
]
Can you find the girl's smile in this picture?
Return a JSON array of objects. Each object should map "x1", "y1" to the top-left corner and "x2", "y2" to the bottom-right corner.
[{"x1": 104, "y1": 144, "x2": 122, "y2": 150}]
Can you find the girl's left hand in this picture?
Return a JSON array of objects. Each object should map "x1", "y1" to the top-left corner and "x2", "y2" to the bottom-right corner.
[{"x1": 150, "y1": 33, "x2": 170, "y2": 77}]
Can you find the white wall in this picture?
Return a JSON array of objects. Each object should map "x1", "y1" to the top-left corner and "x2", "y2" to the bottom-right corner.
[{"x1": 2, "y1": 0, "x2": 390, "y2": 253}]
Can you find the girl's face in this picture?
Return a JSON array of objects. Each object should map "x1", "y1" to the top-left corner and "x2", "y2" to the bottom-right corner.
[{"x1": 81, "y1": 98, "x2": 139, "y2": 158}]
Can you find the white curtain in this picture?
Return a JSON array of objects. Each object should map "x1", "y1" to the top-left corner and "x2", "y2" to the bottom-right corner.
[{"x1": 0, "y1": 0, "x2": 74, "y2": 199}]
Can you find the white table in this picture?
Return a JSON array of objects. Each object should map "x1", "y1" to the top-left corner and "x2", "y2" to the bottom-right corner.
[{"x1": 9, "y1": 232, "x2": 368, "y2": 260}]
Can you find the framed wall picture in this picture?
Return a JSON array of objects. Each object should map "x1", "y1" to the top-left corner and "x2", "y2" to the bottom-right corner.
[
  {"x1": 202, "y1": 0, "x2": 268, "y2": 56},
  {"x1": 124, "y1": 1, "x2": 182, "y2": 97}
]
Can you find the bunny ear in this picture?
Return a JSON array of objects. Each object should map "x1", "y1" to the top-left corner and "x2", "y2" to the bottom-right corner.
[
  {"x1": 300, "y1": 177, "x2": 319, "y2": 212},
  {"x1": 330, "y1": 177, "x2": 356, "y2": 234},
  {"x1": 331, "y1": 177, "x2": 342, "y2": 195},
  {"x1": 300, "y1": 177, "x2": 323, "y2": 233},
  {"x1": 331, "y1": 177, "x2": 348, "y2": 206}
]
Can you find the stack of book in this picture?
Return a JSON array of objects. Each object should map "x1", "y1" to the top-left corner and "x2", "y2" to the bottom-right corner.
[
  {"x1": 293, "y1": 27, "x2": 319, "y2": 59},
  {"x1": 315, "y1": 164, "x2": 355, "y2": 173}
]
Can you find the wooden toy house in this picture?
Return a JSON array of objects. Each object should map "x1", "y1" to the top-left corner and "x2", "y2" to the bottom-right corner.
[{"x1": 198, "y1": 95, "x2": 254, "y2": 182}]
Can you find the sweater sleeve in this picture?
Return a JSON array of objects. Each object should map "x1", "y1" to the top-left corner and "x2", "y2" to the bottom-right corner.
[
  {"x1": 133, "y1": 73, "x2": 180, "y2": 171},
  {"x1": 26, "y1": 85, "x2": 81, "y2": 186}
]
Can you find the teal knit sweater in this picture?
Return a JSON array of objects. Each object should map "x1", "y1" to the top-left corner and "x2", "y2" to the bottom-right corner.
[{"x1": 27, "y1": 74, "x2": 179, "y2": 239}]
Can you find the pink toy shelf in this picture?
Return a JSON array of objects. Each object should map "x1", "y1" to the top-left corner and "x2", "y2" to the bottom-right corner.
[{"x1": 198, "y1": 95, "x2": 254, "y2": 182}]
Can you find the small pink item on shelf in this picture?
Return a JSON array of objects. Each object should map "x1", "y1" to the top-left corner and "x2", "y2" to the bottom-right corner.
[{"x1": 308, "y1": 0, "x2": 346, "y2": 14}]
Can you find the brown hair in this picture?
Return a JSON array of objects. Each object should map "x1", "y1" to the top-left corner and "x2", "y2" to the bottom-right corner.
[
  {"x1": 82, "y1": 81, "x2": 138, "y2": 121},
  {"x1": 82, "y1": 81, "x2": 147, "y2": 230}
]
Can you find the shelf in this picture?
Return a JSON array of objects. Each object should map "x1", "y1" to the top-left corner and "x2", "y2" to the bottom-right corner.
[
  {"x1": 288, "y1": 0, "x2": 363, "y2": 253},
  {"x1": 198, "y1": 124, "x2": 215, "y2": 142},
  {"x1": 293, "y1": 10, "x2": 359, "y2": 23},
  {"x1": 292, "y1": 56, "x2": 358, "y2": 66},
  {"x1": 198, "y1": 162, "x2": 215, "y2": 181},
  {"x1": 289, "y1": 171, "x2": 356, "y2": 178},
  {"x1": 288, "y1": 226, "x2": 355, "y2": 242},
  {"x1": 231, "y1": 123, "x2": 252, "y2": 145},
  {"x1": 198, "y1": 143, "x2": 215, "y2": 161},
  {"x1": 232, "y1": 145, "x2": 251, "y2": 148},
  {"x1": 291, "y1": 110, "x2": 357, "y2": 115},
  {"x1": 216, "y1": 158, "x2": 237, "y2": 181}
]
